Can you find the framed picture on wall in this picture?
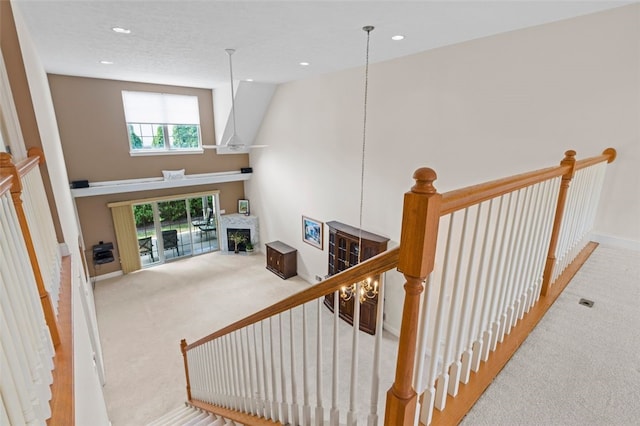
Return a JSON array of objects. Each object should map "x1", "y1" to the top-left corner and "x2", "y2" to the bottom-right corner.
[
  {"x1": 302, "y1": 216, "x2": 323, "y2": 250},
  {"x1": 238, "y1": 199, "x2": 250, "y2": 215}
]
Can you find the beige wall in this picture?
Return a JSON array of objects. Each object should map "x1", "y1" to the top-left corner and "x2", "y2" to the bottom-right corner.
[
  {"x1": 246, "y1": 5, "x2": 640, "y2": 333},
  {"x1": 48, "y1": 74, "x2": 248, "y2": 181},
  {"x1": 47, "y1": 75, "x2": 250, "y2": 274},
  {"x1": 78, "y1": 182, "x2": 244, "y2": 276},
  {"x1": 1, "y1": 0, "x2": 63, "y2": 241}
]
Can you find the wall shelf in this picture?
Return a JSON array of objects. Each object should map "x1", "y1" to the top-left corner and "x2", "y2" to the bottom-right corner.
[{"x1": 71, "y1": 170, "x2": 250, "y2": 198}]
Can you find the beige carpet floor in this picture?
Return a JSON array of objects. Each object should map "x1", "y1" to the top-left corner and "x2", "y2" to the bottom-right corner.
[
  {"x1": 94, "y1": 251, "x2": 312, "y2": 425},
  {"x1": 461, "y1": 245, "x2": 640, "y2": 425},
  {"x1": 95, "y1": 250, "x2": 400, "y2": 426},
  {"x1": 95, "y1": 245, "x2": 639, "y2": 425}
]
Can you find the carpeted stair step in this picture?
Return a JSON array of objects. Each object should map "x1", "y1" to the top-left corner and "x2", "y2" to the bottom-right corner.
[{"x1": 146, "y1": 403, "x2": 244, "y2": 426}]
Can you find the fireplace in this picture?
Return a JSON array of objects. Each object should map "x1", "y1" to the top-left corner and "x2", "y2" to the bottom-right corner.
[
  {"x1": 219, "y1": 214, "x2": 259, "y2": 252},
  {"x1": 227, "y1": 228, "x2": 251, "y2": 252}
]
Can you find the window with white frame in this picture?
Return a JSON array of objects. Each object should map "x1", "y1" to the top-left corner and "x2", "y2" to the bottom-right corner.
[{"x1": 122, "y1": 91, "x2": 202, "y2": 154}]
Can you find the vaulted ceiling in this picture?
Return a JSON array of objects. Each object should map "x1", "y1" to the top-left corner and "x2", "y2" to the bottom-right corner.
[{"x1": 13, "y1": 1, "x2": 631, "y2": 89}]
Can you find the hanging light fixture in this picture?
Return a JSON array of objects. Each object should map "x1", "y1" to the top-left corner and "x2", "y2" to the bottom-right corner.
[
  {"x1": 340, "y1": 25, "x2": 379, "y2": 304},
  {"x1": 203, "y1": 49, "x2": 266, "y2": 151}
]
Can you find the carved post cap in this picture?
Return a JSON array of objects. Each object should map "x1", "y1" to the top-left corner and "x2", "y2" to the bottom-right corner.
[
  {"x1": 0, "y1": 152, "x2": 13, "y2": 167},
  {"x1": 603, "y1": 147, "x2": 617, "y2": 163},
  {"x1": 27, "y1": 147, "x2": 46, "y2": 164},
  {"x1": 563, "y1": 150, "x2": 577, "y2": 160},
  {"x1": 411, "y1": 168, "x2": 437, "y2": 194},
  {"x1": 180, "y1": 338, "x2": 187, "y2": 353}
]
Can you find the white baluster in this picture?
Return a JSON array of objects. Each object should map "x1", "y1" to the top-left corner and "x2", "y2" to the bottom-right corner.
[
  {"x1": 431, "y1": 214, "x2": 456, "y2": 412},
  {"x1": 279, "y1": 314, "x2": 289, "y2": 424},
  {"x1": 302, "y1": 303, "x2": 311, "y2": 425},
  {"x1": 269, "y1": 317, "x2": 280, "y2": 420},
  {"x1": 289, "y1": 309, "x2": 300, "y2": 426},
  {"x1": 330, "y1": 290, "x2": 340, "y2": 426},
  {"x1": 244, "y1": 328, "x2": 257, "y2": 415},
  {"x1": 488, "y1": 192, "x2": 514, "y2": 352},
  {"x1": 253, "y1": 323, "x2": 265, "y2": 416},
  {"x1": 315, "y1": 298, "x2": 324, "y2": 425},
  {"x1": 260, "y1": 321, "x2": 272, "y2": 419},
  {"x1": 416, "y1": 275, "x2": 435, "y2": 426},
  {"x1": 458, "y1": 204, "x2": 483, "y2": 385},
  {"x1": 368, "y1": 273, "x2": 386, "y2": 426},
  {"x1": 346, "y1": 281, "x2": 361, "y2": 426},
  {"x1": 496, "y1": 190, "x2": 521, "y2": 344},
  {"x1": 443, "y1": 209, "x2": 469, "y2": 396},
  {"x1": 470, "y1": 199, "x2": 495, "y2": 372}
]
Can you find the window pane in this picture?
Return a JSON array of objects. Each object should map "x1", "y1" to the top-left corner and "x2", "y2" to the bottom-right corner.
[
  {"x1": 169, "y1": 125, "x2": 200, "y2": 149},
  {"x1": 123, "y1": 91, "x2": 201, "y2": 153}
]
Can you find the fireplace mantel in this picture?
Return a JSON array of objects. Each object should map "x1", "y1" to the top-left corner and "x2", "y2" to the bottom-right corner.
[{"x1": 219, "y1": 214, "x2": 259, "y2": 252}]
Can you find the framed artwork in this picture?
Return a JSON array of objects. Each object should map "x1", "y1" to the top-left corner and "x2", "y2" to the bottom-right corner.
[
  {"x1": 302, "y1": 216, "x2": 323, "y2": 250},
  {"x1": 238, "y1": 199, "x2": 250, "y2": 215}
]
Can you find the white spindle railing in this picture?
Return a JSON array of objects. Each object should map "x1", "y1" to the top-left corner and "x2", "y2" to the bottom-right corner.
[
  {"x1": 552, "y1": 162, "x2": 607, "y2": 283},
  {"x1": 415, "y1": 157, "x2": 610, "y2": 424},
  {"x1": 185, "y1": 291, "x2": 397, "y2": 425},
  {"x1": 0, "y1": 187, "x2": 55, "y2": 425},
  {"x1": 19, "y1": 166, "x2": 62, "y2": 314},
  {"x1": 181, "y1": 149, "x2": 614, "y2": 426}
]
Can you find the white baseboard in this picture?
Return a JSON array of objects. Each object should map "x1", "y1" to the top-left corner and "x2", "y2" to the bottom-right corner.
[
  {"x1": 589, "y1": 232, "x2": 640, "y2": 252},
  {"x1": 383, "y1": 322, "x2": 400, "y2": 338},
  {"x1": 93, "y1": 270, "x2": 124, "y2": 282}
]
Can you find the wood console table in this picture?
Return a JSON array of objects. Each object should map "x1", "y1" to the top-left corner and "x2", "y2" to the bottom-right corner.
[{"x1": 265, "y1": 241, "x2": 297, "y2": 279}]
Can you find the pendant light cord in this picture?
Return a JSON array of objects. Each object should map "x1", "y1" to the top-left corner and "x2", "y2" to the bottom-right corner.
[
  {"x1": 226, "y1": 49, "x2": 237, "y2": 142},
  {"x1": 357, "y1": 25, "x2": 373, "y2": 265}
]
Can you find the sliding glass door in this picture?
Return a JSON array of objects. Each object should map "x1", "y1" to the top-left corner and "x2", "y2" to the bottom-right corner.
[{"x1": 133, "y1": 192, "x2": 219, "y2": 267}]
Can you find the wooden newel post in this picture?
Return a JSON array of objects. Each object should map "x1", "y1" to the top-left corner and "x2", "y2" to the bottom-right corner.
[
  {"x1": 0, "y1": 152, "x2": 61, "y2": 346},
  {"x1": 181, "y1": 339, "x2": 192, "y2": 401},
  {"x1": 385, "y1": 168, "x2": 442, "y2": 426},
  {"x1": 541, "y1": 150, "x2": 576, "y2": 296}
]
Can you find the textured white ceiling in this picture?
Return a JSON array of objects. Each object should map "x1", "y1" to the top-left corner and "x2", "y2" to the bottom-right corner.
[{"x1": 12, "y1": 1, "x2": 631, "y2": 89}]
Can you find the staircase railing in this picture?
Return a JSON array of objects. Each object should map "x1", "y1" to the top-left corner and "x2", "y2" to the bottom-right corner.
[
  {"x1": 181, "y1": 148, "x2": 616, "y2": 425},
  {"x1": 0, "y1": 154, "x2": 56, "y2": 424},
  {"x1": 1, "y1": 148, "x2": 62, "y2": 345},
  {"x1": 413, "y1": 148, "x2": 616, "y2": 425}
]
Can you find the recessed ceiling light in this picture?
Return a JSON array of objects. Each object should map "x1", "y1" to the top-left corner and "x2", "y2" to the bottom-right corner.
[
  {"x1": 246, "y1": 78, "x2": 254, "y2": 82},
  {"x1": 391, "y1": 35, "x2": 405, "y2": 41},
  {"x1": 112, "y1": 27, "x2": 131, "y2": 34},
  {"x1": 299, "y1": 62, "x2": 310, "y2": 66},
  {"x1": 99, "y1": 60, "x2": 114, "y2": 65}
]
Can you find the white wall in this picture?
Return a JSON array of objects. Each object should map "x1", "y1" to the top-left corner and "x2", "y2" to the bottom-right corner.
[
  {"x1": 246, "y1": 5, "x2": 640, "y2": 333},
  {"x1": 12, "y1": 6, "x2": 110, "y2": 424}
]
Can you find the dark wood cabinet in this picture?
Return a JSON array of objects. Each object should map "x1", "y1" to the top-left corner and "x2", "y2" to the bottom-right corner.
[
  {"x1": 324, "y1": 221, "x2": 389, "y2": 334},
  {"x1": 265, "y1": 241, "x2": 297, "y2": 279}
]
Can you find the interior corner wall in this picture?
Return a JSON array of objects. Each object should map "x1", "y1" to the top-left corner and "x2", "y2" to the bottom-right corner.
[
  {"x1": 1, "y1": 0, "x2": 64, "y2": 242},
  {"x1": 246, "y1": 5, "x2": 640, "y2": 332},
  {"x1": 10, "y1": 3, "x2": 110, "y2": 424}
]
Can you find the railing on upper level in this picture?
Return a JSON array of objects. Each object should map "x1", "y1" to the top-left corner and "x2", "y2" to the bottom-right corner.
[
  {"x1": 1, "y1": 148, "x2": 62, "y2": 346},
  {"x1": 0, "y1": 151, "x2": 57, "y2": 424},
  {"x1": 180, "y1": 148, "x2": 616, "y2": 425}
]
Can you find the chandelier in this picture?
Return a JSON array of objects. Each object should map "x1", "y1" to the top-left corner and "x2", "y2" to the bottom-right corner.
[
  {"x1": 340, "y1": 277, "x2": 379, "y2": 304},
  {"x1": 339, "y1": 25, "x2": 378, "y2": 305}
]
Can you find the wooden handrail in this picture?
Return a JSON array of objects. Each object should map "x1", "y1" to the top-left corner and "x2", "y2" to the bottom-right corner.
[
  {"x1": 47, "y1": 255, "x2": 74, "y2": 425},
  {"x1": 185, "y1": 247, "x2": 400, "y2": 350},
  {"x1": 439, "y1": 147, "x2": 616, "y2": 216},
  {"x1": 575, "y1": 147, "x2": 617, "y2": 170},
  {"x1": 14, "y1": 153, "x2": 40, "y2": 178},
  {"x1": 0, "y1": 173, "x2": 12, "y2": 196},
  {"x1": 441, "y1": 165, "x2": 568, "y2": 216}
]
